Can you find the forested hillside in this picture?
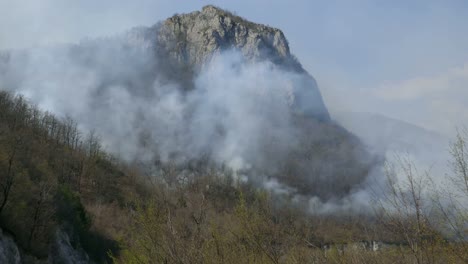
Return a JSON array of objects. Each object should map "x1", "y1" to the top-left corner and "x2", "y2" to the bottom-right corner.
[
  {"x1": 0, "y1": 91, "x2": 133, "y2": 262},
  {"x1": 1, "y1": 90, "x2": 467, "y2": 263}
]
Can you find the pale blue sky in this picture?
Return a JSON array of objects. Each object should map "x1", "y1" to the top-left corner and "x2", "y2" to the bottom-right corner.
[{"x1": 1, "y1": 0, "x2": 467, "y2": 135}]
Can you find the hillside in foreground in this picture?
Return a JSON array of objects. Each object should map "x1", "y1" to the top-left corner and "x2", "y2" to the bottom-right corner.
[{"x1": 1, "y1": 88, "x2": 466, "y2": 264}]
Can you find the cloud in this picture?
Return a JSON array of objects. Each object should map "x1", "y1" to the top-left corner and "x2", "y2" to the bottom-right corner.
[
  {"x1": 372, "y1": 63, "x2": 468, "y2": 136},
  {"x1": 375, "y1": 64, "x2": 468, "y2": 100}
]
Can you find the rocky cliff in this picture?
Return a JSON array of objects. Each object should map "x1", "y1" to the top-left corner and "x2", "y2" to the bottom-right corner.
[
  {"x1": 148, "y1": 5, "x2": 330, "y2": 120},
  {"x1": 156, "y1": 5, "x2": 298, "y2": 69}
]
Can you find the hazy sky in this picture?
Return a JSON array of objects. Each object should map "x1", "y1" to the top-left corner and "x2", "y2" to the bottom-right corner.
[{"x1": 1, "y1": 0, "x2": 467, "y2": 136}]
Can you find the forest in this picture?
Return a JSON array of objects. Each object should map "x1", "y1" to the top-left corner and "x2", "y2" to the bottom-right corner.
[{"x1": 0, "y1": 89, "x2": 467, "y2": 263}]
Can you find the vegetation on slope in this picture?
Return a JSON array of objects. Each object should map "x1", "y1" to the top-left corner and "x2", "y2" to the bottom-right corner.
[
  {"x1": 0, "y1": 91, "x2": 128, "y2": 261},
  {"x1": 0, "y1": 90, "x2": 467, "y2": 263}
]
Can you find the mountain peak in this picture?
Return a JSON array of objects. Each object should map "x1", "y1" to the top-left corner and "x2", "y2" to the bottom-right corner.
[
  {"x1": 201, "y1": 5, "x2": 225, "y2": 14},
  {"x1": 156, "y1": 5, "x2": 299, "y2": 70},
  {"x1": 147, "y1": 6, "x2": 330, "y2": 120}
]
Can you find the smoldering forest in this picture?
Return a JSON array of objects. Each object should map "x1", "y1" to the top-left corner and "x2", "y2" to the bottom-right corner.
[{"x1": 0, "y1": 27, "x2": 377, "y2": 208}]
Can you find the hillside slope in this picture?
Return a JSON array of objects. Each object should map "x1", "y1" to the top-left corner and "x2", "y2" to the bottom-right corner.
[{"x1": 334, "y1": 111, "x2": 449, "y2": 167}]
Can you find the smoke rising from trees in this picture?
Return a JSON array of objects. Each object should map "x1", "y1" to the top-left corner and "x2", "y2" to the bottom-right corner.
[{"x1": 0, "y1": 32, "x2": 376, "y2": 208}]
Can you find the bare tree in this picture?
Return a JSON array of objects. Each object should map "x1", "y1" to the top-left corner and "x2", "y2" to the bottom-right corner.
[
  {"x1": 0, "y1": 95, "x2": 28, "y2": 214},
  {"x1": 432, "y1": 128, "x2": 468, "y2": 262},
  {"x1": 449, "y1": 128, "x2": 468, "y2": 196},
  {"x1": 375, "y1": 156, "x2": 442, "y2": 264},
  {"x1": 27, "y1": 181, "x2": 55, "y2": 250}
]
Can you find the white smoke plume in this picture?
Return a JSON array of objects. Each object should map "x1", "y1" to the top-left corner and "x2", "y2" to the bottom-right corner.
[{"x1": 0, "y1": 30, "x2": 377, "y2": 210}]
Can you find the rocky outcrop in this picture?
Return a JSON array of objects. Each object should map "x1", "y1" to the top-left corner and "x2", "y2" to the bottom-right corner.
[
  {"x1": 48, "y1": 227, "x2": 91, "y2": 264},
  {"x1": 155, "y1": 5, "x2": 298, "y2": 68},
  {"x1": 0, "y1": 229, "x2": 21, "y2": 264},
  {"x1": 0, "y1": 227, "x2": 93, "y2": 264},
  {"x1": 150, "y1": 5, "x2": 330, "y2": 120}
]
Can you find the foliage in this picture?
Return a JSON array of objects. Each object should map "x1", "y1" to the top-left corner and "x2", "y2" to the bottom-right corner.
[
  {"x1": 0, "y1": 90, "x2": 467, "y2": 263},
  {"x1": 0, "y1": 91, "x2": 128, "y2": 261}
]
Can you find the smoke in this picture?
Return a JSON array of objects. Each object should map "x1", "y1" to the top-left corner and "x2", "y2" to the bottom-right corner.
[{"x1": 0, "y1": 27, "x2": 378, "y2": 210}]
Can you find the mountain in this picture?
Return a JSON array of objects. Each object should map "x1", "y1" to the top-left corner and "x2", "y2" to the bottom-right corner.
[
  {"x1": 124, "y1": 5, "x2": 330, "y2": 120},
  {"x1": 0, "y1": 6, "x2": 449, "y2": 263},
  {"x1": 156, "y1": 5, "x2": 297, "y2": 69},
  {"x1": 138, "y1": 5, "x2": 373, "y2": 198},
  {"x1": 334, "y1": 112, "x2": 448, "y2": 154},
  {"x1": 0, "y1": 6, "x2": 329, "y2": 120},
  {"x1": 334, "y1": 112, "x2": 449, "y2": 172},
  {"x1": 0, "y1": 5, "x2": 374, "y2": 201}
]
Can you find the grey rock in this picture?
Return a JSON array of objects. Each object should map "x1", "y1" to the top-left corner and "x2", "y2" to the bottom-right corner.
[
  {"x1": 149, "y1": 5, "x2": 330, "y2": 120},
  {"x1": 48, "y1": 228, "x2": 90, "y2": 264},
  {"x1": 155, "y1": 5, "x2": 296, "y2": 68},
  {"x1": 0, "y1": 229, "x2": 21, "y2": 264}
]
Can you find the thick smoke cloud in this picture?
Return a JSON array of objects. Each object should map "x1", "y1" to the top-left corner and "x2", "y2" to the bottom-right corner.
[
  {"x1": 2, "y1": 47, "x2": 297, "y2": 163},
  {"x1": 0, "y1": 30, "x2": 375, "y2": 209}
]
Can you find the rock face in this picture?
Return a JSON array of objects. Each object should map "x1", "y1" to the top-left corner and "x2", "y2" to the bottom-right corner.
[
  {"x1": 0, "y1": 229, "x2": 21, "y2": 264},
  {"x1": 0, "y1": 227, "x2": 92, "y2": 264},
  {"x1": 156, "y1": 5, "x2": 298, "y2": 69},
  {"x1": 49, "y1": 228, "x2": 91, "y2": 264},
  {"x1": 152, "y1": 5, "x2": 330, "y2": 120}
]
